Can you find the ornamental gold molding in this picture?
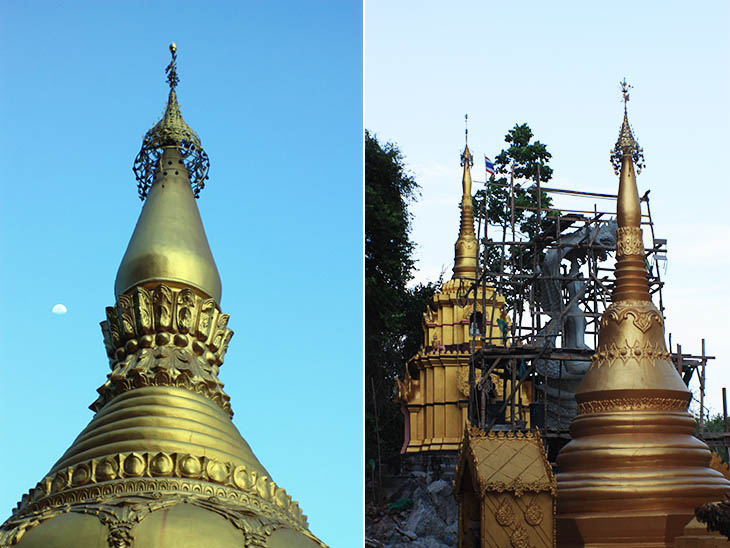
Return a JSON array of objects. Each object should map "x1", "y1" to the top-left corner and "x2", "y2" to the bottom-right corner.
[
  {"x1": 95, "y1": 284, "x2": 233, "y2": 416},
  {"x1": 487, "y1": 478, "x2": 554, "y2": 498},
  {"x1": 590, "y1": 340, "x2": 670, "y2": 368},
  {"x1": 510, "y1": 527, "x2": 530, "y2": 548},
  {"x1": 9, "y1": 451, "x2": 306, "y2": 530},
  {"x1": 457, "y1": 366, "x2": 474, "y2": 398},
  {"x1": 524, "y1": 500, "x2": 543, "y2": 526},
  {"x1": 615, "y1": 226, "x2": 644, "y2": 256},
  {"x1": 1, "y1": 492, "x2": 301, "y2": 548},
  {"x1": 495, "y1": 500, "x2": 515, "y2": 527},
  {"x1": 493, "y1": 498, "x2": 545, "y2": 546},
  {"x1": 600, "y1": 300, "x2": 664, "y2": 332},
  {"x1": 577, "y1": 396, "x2": 688, "y2": 415}
]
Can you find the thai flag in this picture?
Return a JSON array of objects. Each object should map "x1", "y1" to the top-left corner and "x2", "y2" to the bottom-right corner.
[{"x1": 485, "y1": 155, "x2": 495, "y2": 175}]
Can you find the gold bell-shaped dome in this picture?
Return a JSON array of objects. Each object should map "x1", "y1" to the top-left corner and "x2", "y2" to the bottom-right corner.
[
  {"x1": 0, "y1": 44, "x2": 326, "y2": 548},
  {"x1": 114, "y1": 145, "x2": 222, "y2": 302}
]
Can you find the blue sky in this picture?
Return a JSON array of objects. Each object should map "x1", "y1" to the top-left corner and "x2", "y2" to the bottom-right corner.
[
  {"x1": 366, "y1": 1, "x2": 730, "y2": 415},
  {"x1": 0, "y1": 2, "x2": 362, "y2": 546}
]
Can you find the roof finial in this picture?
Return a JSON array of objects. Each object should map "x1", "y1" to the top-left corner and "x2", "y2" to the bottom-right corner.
[
  {"x1": 461, "y1": 114, "x2": 473, "y2": 168},
  {"x1": 133, "y1": 43, "x2": 210, "y2": 200},
  {"x1": 166, "y1": 42, "x2": 179, "y2": 90},
  {"x1": 620, "y1": 77, "x2": 631, "y2": 105},
  {"x1": 610, "y1": 78, "x2": 645, "y2": 175},
  {"x1": 454, "y1": 121, "x2": 477, "y2": 279}
]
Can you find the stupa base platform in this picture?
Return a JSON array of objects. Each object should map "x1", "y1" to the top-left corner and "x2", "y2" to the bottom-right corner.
[
  {"x1": 674, "y1": 517, "x2": 730, "y2": 548},
  {"x1": 557, "y1": 511, "x2": 695, "y2": 547}
]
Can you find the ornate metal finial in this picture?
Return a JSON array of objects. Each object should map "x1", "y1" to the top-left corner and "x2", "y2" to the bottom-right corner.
[
  {"x1": 166, "y1": 42, "x2": 179, "y2": 89},
  {"x1": 461, "y1": 115, "x2": 473, "y2": 168},
  {"x1": 133, "y1": 43, "x2": 210, "y2": 200},
  {"x1": 620, "y1": 77, "x2": 631, "y2": 104},
  {"x1": 610, "y1": 78, "x2": 645, "y2": 175}
]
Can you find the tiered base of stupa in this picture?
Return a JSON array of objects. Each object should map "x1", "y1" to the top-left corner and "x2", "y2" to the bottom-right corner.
[{"x1": 557, "y1": 409, "x2": 730, "y2": 547}]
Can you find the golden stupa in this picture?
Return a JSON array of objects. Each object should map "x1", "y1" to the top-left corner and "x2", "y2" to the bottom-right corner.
[
  {"x1": 555, "y1": 82, "x2": 730, "y2": 546},
  {"x1": 0, "y1": 44, "x2": 325, "y2": 548},
  {"x1": 397, "y1": 141, "x2": 529, "y2": 454}
]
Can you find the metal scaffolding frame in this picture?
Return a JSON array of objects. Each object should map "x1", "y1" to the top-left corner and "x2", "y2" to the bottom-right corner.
[{"x1": 461, "y1": 175, "x2": 714, "y2": 453}]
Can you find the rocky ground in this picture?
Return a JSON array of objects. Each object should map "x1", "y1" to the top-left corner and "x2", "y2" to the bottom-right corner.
[{"x1": 365, "y1": 477, "x2": 458, "y2": 548}]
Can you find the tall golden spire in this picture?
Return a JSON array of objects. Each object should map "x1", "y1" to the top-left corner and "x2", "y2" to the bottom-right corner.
[
  {"x1": 453, "y1": 115, "x2": 478, "y2": 279},
  {"x1": 116, "y1": 43, "x2": 222, "y2": 302},
  {"x1": 0, "y1": 45, "x2": 326, "y2": 548},
  {"x1": 555, "y1": 81, "x2": 729, "y2": 546}
]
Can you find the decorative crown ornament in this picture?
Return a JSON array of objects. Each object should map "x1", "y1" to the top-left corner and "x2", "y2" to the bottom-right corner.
[
  {"x1": 133, "y1": 43, "x2": 210, "y2": 200},
  {"x1": 610, "y1": 78, "x2": 646, "y2": 175}
]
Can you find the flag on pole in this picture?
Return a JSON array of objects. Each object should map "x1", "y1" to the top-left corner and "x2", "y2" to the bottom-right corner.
[{"x1": 485, "y1": 155, "x2": 495, "y2": 175}]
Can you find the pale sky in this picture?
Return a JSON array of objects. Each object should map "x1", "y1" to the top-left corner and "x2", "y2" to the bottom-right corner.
[{"x1": 365, "y1": 1, "x2": 730, "y2": 415}]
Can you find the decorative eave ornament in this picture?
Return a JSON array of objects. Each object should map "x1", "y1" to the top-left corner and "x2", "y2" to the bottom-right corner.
[
  {"x1": 133, "y1": 43, "x2": 210, "y2": 200},
  {"x1": 610, "y1": 78, "x2": 646, "y2": 175}
]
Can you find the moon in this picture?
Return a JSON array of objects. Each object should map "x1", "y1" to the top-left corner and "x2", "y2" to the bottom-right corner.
[{"x1": 52, "y1": 304, "x2": 67, "y2": 315}]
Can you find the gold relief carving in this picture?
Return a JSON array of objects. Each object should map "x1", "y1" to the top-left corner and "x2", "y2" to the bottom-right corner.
[
  {"x1": 524, "y1": 501, "x2": 543, "y2": 526},
  {"x1": 72, "y1": 464, "x2": 91, "y2": 487},
  {"x1": 602, "y1": 300, "x2": 664, "y2": 333},
  {"x1": 133, "y1": 287, "x2": 153, "y2": 334},
  {"x1": 495, "y1": 499, "x2": 515, "y2": 527},
  {"x1": 118, "y1": 294, "x2": 136, "y2": 340},
  {"x1": 616, "y1": 226, "x2": 644, "y2": 256},
  {"x1": 197, "y1": 299, "x2": 217, "y2": 341},
  {"x1": 96, "y1": 284, "x2": 233, "y2": 416},
  {"x1": 590, "y1": 340, "x2": 669, "y2": 368},
  {"x1": 510, "y1": 526, "x2": 530, "y2": 548},
  {"x1": 1, "y1": 493, "x2": 301, "y2": 548},
  {"x1": 456, "y1": 367, "x2": 472, "y2": 398},
  {"x1": 176, "y1": 289, "x2": 197, "y2": 334},
  {"x1": 150, "y1": 453, "x2": 173, "y2": 476},
  {"x1": 123, "y1": 454, "x2": 145, "y2": 477},
  {"x1": 511, "y1": 478, "x2": 526, "y2": 498},
  {"x1": 106, "y1": 307, "x2": 122, "y2": 350},
  {"x1": 96, "y1": 458, "x2": 118, "y2": 481},
  {"x1": 577, "y1": 396, "x2": 688, "y2": 415},
  {"x1": 490, "y1": 481, "x2": 532, "y2": 497},
  {"x1": 210, "y1": 314, "x2": 230, "y2": 352},
  {"x1": 0, "y1": 507, "x2": 69, "y2": 547},
  {"x1": 153, "y1": 285, "x2": 173, "y2": 331},
  {"x1": 8, "y1": 452, "x2": 308, "y2": 534},
  {"x1": 179, "y1": 455, "x2": 202, "y2": 478}
]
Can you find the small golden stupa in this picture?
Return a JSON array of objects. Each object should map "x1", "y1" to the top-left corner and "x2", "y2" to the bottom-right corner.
[
  {"x1": 396, "y1": 140, "x2": 528, "y2": 454},
  {"x1": 555, "y1": 81, "x2": 730, "y2": 546},
  {"x1": 0, "y1": 44, "x2": 325, "y2": 548}
]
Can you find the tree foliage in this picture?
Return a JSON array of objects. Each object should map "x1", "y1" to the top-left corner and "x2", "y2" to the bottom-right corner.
[
  {"x1": 365, "y1": 130, "x2": 440, "y2": 480},
  {"x1": 697, "y1": 412, "x2": 729, "y2": 461},
  {"x1": 473, "y1": 123, "x2": 558, "y2": 307}
]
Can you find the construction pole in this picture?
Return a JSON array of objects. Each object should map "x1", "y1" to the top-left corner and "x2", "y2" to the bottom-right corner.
[
  {"x1": 723, "y1": 387, "x2": 729, "y2": 462},
  {"x1": 699, "y1": 339, "x2": 706, "y2": 437},
  {"x1": 676, "y1": 343, "x2": 683, "y2": 377}
]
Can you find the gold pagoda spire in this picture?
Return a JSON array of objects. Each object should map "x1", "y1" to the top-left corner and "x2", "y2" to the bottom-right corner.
[
  {"x1": 555, "y1": 81, "x2": 729, "y2": 546},
  {"x1": 116, "y1": 44, "x2": 222, "y2": 302},
  {"x1": 453, "y1": 115, "x2": 478, "y2": 279},
  {"x1": 609, "y1": 79, "x2": 649, "y2": 303},
  {"x1": 0, "y1": 44, "x2": 326, "y2": 548}
]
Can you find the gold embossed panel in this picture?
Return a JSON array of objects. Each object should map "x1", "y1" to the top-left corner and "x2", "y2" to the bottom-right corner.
[{"x1": 455, "y1": 428, "x2": 556, "y2": 548}]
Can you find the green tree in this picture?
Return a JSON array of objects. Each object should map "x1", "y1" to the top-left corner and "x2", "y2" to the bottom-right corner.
[
  {"x1": 698, "y1": 412, "x2": 728, "y2": 461},
  {"x1": 365, "y1": 130, "x2": 440, "y2": 488},
  {"x1": 473, "y1": 123, "x2": 558, "y2": 308}
]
